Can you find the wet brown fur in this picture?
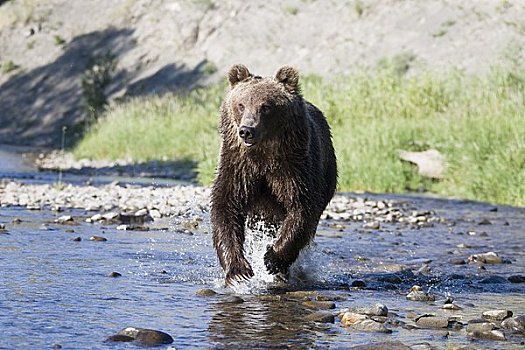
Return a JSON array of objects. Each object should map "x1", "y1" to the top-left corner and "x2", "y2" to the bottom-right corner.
[{"x1": 211, "y1": 64, "x2": 337, "y2": 286}]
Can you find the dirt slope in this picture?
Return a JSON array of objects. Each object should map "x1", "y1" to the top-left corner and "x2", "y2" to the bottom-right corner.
[{"x1": 0, "y1": 0, "x2": 524, "y2": 147}]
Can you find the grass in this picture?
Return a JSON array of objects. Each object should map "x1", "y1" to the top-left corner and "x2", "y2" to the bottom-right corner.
[{"x1": 74, "y1": 64, "x2": 525, "y2": 207}]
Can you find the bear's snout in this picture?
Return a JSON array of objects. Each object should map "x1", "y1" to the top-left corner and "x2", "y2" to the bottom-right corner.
[{"x1": 238, "y1": 126, "x2": 258, "y2": 146}]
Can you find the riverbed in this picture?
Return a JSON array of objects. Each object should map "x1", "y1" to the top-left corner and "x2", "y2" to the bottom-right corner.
[{"x1": 1, "y1": 148, "x2": 524, "y2": 349}]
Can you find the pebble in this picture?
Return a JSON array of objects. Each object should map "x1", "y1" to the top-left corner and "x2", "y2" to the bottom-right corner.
[
  {"x1": 482, "y1": 309, "x2": 513, "y2": 322},
  {"x1": 363, "y1": 221, "x2": 380, "y2": 230},
  {"x1": 304, "y1": 311, "x2": 335, "y2": 323},
  {"x1": 406, "y1": 286, "x2": 436, "y2": 302},
  {"x1": 341, "y1": 312, "x2": 368, "y2": 326},
  {"x1": 108, "y1": 327, "x2": 174, "y2": 345},
  {"x1": 467, "y1": 320, "x2": 495, "y2": 333},
  {"x1": 89, "y1": 236, "x2": 107, "y2": 241},
  {"x1": 467, "y1": 329, "x2": 506, "y2": 341},
  {"x1": 55, "y1": 215, "x2": 74, "y2": 224},
  {"x1": 195, "y1": 288, "x2": 217, "y2": 297},
  {"x1": 352, "y1": 319, "x2": 392, "y2": 333},
  {"x1": 108, "y1": 272, "x2": 122, "y2": 278},
  {"x1": 348, "y1": 341, "x2": 411, "y2": 350},
  {"x1": 72, "y1": 236, "x2": 81, "y2": 241},
  {"x1": 222, "y1": 296, "x2": 244, "y2": 304},
  {"x1": 501, "y1": 315, "x2": 525, "y2": 334},
  {"x1": 415, "y1": 315, "x2": 449, "y2": 328},
  {"x1": 468, "y1": 251, "x2": 503, "y2": 264},
  {"x1": 302, "y1": 300, "x2": 336, "y2": 310},
  {"x1": 508, "y1": 275, "x2": 525, "y2": 283},
  {"x1": 359, "y1": 303, "x2": 388, "y2": 317}
]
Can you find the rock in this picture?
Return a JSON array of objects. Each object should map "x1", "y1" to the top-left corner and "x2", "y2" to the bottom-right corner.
[
  {"x1": 117, "y1": 224, "x2": 149, "y2": 231},
  {"x1": 478, "y1": 218, "x2": 492, "y2": 225},
  {"x1": 359, "y1": 303, "x2": 388, "y2": 317},
  {"x1": 399, "y1": 149, "x2": 445, "y2": 179},
  {"x1": 501, "y1": 315, "x2": 525, "y2": 334},
  {"x1": 222, "y1": 296, "x2": 244, "y2": 304},
  {"x1": 304, "y1": 311, "x2": 335, "y2": 323},
  {"x1": 285, "y1": 291, "x2": 320, "y2": 299},
  {"x1": 72, "y1": 236, "x2": 81, "y2": 241},
  {"x1": 341, "y1": 312, "x2": 368, "y2": 326},
  {"x1": 415, "y1": 315, "x2": 449, "y2": 328},
  {"x1": 479, "y1": 275, "x2": 509, "y2": 284},
  {"x1": 410, "y1": 344, "x2": 433, "y2": 350},
  {"x1": 468, "y1": 251, "x2": 503, "y2": 264},
  {"x1": 351, "y1": 280, "x2": 367, "y2": 288},
  {"x1": 11, "y1": 218, "x2": 22, "y2": 224},
  {"x1": 348, "y1": 341, "x2": 411, "y2": 350},
  {"x1": 55, "y1": 215, "x2": 74, "y2": 224},
  {"x1": 406, "y1": 286, "x2": 436, "y2": 302},
  {"x1": 195, "y1": 288, "x2": 217, "y2": 297},
  {"x1": 442, "y1": 303, "x2": 462, "y2": 310},
  {"x1": 89, "y1": 236, "x2": 107, "y2": 241},
  {"x1": 482, "y1": 309, "x2": 513, "y2": 322},
  {"x1": 467, "y1": 329, "x2": 506, "y2": 341},
  {"x1": 448, "y1": 258, "x2": 466, "y2": 265},
  {"x1": 363, "y1": 221, "x2": 380, "y2": 230},
  {"x1": 508, "y1": 275, "x2": 525, "y2": 283},
  {"x1": 352, "y1": 319, "x2": 392, "y2": 333},
  {"x1": 108, "y1": 272, "x2": 122, "y2": 278},
  {"x1": 108, "y1": 327, "x2": 174, "y2": 345},
  {"x1": 467, "y1": 320, "x2": 495, "y2": 333},
  {"x1": 302, "y1": 300, "x2": 336, "y2": 310}
]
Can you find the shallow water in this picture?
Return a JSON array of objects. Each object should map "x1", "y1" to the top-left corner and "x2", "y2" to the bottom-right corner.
[
  {"x1": 1, "y1": 196, "x2": 525, "y2": 349},
  {"x1": 1, "y1": 147, "x2": 525, "y2": 349}
]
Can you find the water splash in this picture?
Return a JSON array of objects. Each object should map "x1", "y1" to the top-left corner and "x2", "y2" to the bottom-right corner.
[{"x1": 231, "y1": 221, "x2": 327, "y2": 294}]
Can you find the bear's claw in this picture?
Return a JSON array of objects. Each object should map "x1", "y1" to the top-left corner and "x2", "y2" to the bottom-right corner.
[
  {"x1": 225, "y1": 260, "x2": 254, "y2": 286},
  {"x1": 264, "y1": 247, "x2": 289, "y2": 275}
]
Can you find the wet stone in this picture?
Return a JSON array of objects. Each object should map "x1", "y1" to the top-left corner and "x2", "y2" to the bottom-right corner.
[
  {"x1": 448, "y1": 258, "x2": 466, "y2": 265},
  {"x1": 109, "y1": 327, "x2": 174, "y2": 345},
  {"x1": 467, "y1": 329, "x2": 506, "y2": 341},
  {"x1": 223, "y1": 296, "x2": 244, "y2": 304},
  {"x1": 467, "y1": 320, "x2": 494, "y2": 333},
  {"x1": 478, "y1": 218, "x2": 492, "y2": 225},
  {"x1": 286, "y1": 291, "x2": 320, "y2": 299},
  {"x1": 415, "y1": 315, "x2": 449, "y2": 329},
  {"x1": 479, "y1": 275, "x2": 509, "y2": 284},
  {"x1": 302, "y1": 300, "x2": 336, "y2": 310},
  {"x1": 89, "y1": 236, "x2": 107, "y2": 241},
  {"x1": 11, "y1": 218, "x2": 22, "y2": 224},
  {"x1": 55, "y1": 215, "x2": 74, "y2": 224},
  {"x1": 351, "y1": 280, "x2": 367, "y2": 288},
  {"x1": 348, "y1": 341, "x2": 411, "y2": 350},
  {"x1": 72, "y1": 236, "x2": 81, "y2": 241},
  {"x1": 508, "y1": 275, "x2": 525, "y2": 283},
  {"x1": 363, "y1": 221, "x2": 380, "y2": 230},
  {"x1": 359, "y1": 303, "x2": 388, "y2": 317},
  {"x1": 501, "y1": 315, "x2": 525, "y2": 334},
  {"x1": 108, "y1": 272, "x2": 122, "y2": 278},
  {"x1": 341, "y1": 312, "x2": 368, "y2": 326},
  {"x1": 406, "y1": 286, "x2": 436, "y2": 302},
  {"x1": 195, "y1": 288, "x2": 217, "y2": 297},
  {"x1": 442, "y1": 303, "x2": 462, "y2": 310},
  {"x1": 482, "y1": 309, "x2": 513, "y2": 322},
  {"x1": 352, "y1": 319, "x2": 392, "y2": 333},
  {"x1": 468, "y1": 251, "x2": 503, "y2": 264},
  {"x1": 304, "y1": 311, "x2": 335, "y2": 323}
]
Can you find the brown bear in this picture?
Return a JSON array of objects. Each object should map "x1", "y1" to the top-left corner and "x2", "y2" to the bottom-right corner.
[{"x1": 210, "y1": 64, "x2": 337, "y2": 286}]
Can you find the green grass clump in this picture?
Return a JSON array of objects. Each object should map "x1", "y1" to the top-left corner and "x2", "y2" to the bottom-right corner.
[{"x1": 74, "y1": 65, "x2": 525, "y2": 206}]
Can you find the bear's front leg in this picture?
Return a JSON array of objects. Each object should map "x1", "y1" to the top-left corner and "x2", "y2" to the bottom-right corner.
[
  {"x1": 264, "y1": 207, "x2": 318, "y2": 275},
  {"x1": 211, "y1": 188, "x2": 254, "y2": 286}
]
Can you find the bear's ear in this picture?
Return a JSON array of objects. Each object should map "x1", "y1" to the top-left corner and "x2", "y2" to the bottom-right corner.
[
  {"x1": 228, "y1": 64, "x2": 252, "y2": 87},
  {"x1": 275, "y1": 66, "x2": 300, "y2": 94}
]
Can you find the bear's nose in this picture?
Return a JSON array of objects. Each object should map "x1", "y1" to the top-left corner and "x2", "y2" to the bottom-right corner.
[{"x1": 239, "y1": 126, "x2": 255, "y2": 140}]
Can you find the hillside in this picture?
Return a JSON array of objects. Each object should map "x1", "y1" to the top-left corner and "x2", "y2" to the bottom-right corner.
[{"x1": 0, "y1": 0, "x2": 524, "y2": 147}]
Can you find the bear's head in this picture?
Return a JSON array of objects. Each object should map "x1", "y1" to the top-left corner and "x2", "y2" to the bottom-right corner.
[{"x1": 224, "y1": 64, "x2": 302, "y2": 148}]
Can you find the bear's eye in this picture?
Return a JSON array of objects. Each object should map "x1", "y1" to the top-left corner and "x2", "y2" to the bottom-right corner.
[
  {"x1": 238, "y1": 103, "x2": 245, "y2": 112},
  {"x1": 260, "y1": 105, "x2": 270, "y2": 114}
]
